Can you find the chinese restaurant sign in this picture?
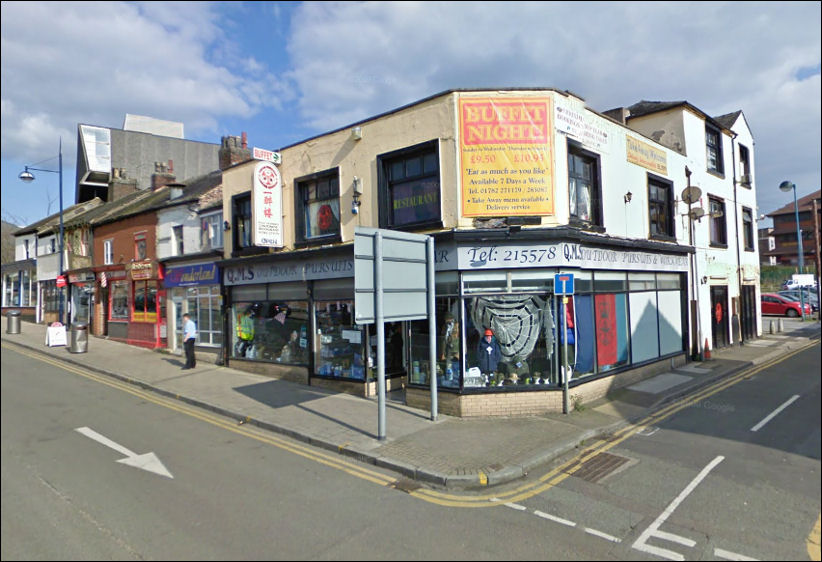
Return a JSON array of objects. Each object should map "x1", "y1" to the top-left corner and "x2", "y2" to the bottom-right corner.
[
  {"x1": 252, "y1": 160, "x2": 283, "y2": 247},
  {"x1": 459, "y1": 97, "x2": 554, "y2": 217}
]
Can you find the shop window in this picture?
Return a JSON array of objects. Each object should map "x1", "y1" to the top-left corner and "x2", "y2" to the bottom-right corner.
[
  {"x1": 568, "y1": 142, "x2": 602, "y2": 227},
  {"x1": 110, "y1": 280, "x2": 129, "y2": 320},
  {"x1": 183, "y1": 286, "x2": 223, "y2": 347},
  {"x1": 3, "y1": 274, "x2": 12, "y2": 306},
  {"x1": 408, "y1": 298, "x2": 462, "y2": 388},
  {"x1": 648, "y1": 175, "x2": 674, "y2": 239},
  {"x1": 594, "y1": 293, "x2": 629, "y2": 372},
  {"x1": 295, "y1": 170, "x2": 340, "y2": 244},
  {"x1": 232, "y1": 194, "x2": 252, "y2": 251},
  {"x1": 134, "y1": 232, "x2": 147, "y2": 260},
  {"x1": 742, "y1": 207, "x2": 755, "y2": 251},
  {"x1": 231, "y1": 300, "x2": 310, "y2": 365},
  {"x1": 132, "y1": 280, "x2": 157, "y2": 323},
  {"x1": 709, "y1": 196, "x2": 727, "y2": 247},
  {"x1": 378, "y1": 140, "x2": 441, "y2": 230},
  {"x1": 200, "y1": 212, "x2": 223, "y2": 250},
  {"x1": 315, "y1": 301, "x2": 365, "y2": 379},
  {"x1": 706, "y1": 124, "x2": 724, "y2": 175},
  {"x1": 104, "y1": 239, "x2": 114, "y2": 265}
]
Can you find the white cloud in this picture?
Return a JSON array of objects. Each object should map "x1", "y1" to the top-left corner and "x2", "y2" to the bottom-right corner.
[
  {"x1": 285, "y1": 1, "x2": 820, "y2": 213},
  {"x1": 0, "y1": 1, "x2": 286, "y2": 164}
]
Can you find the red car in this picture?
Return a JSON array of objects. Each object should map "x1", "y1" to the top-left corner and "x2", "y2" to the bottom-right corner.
[{"x1": 761, "y1": 293, "x2": 813, "y2": 317}]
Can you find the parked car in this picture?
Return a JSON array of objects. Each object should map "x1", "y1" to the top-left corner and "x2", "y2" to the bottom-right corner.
[
  {"x1": 761, "y1": 293, "x2": 813, "y2": 317},
  {"x1": 778, "y1": 289, "x2": 819, "y2": 312}
]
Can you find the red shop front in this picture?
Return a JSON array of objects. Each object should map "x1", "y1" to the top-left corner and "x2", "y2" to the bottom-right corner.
[{"x1": 104, "y1": 260, "x2": 167, "y2": 349}]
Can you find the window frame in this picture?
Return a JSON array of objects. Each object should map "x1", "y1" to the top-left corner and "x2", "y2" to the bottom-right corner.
[
  {"x1": 709, "y1": 195, "x2": 728, "y2": 247},
  {"x1": 377, "y1": 139, "x2": 442, "y2": 231},
  {"x1": 705, "y1": 124, "x2": 724, "y2": 175},
  {"x1": 567, "y1": 140, "x2": 603, "y2": 229},
  {"x1": 103, "y1": 239, "x2": 114, "y2": 265},
  {"x1": 134, "y1": 231, "x2": 147, "y2": 261},
  {"x1": 232, "y1": 193, "x2": 253, "y2": 252},
  {"x1": 738, "y1": 143, "x2": 751, "y2": 187},
  {"x1": 742, "y1": 206, "x2": 755, "y2": 251},
  {"x1": 647, "y1": 173, "x2": 675, "y2": 240},
  {"x1": 200, "y1": 211, "x2": 223, "y2": 251},
  {"x1": 294, "y1": 168, "x2": 342, "y2": 246},
  {"x1": 173, "y1": 225, "x2": 184, "y2": 256}
]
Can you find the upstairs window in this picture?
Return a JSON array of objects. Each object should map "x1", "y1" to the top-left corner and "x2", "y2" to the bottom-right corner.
[
  {"x1": 134, "y1": 232, "x2": 147, "y2": 260},
  {"x1": 738, "y1": 144, "x2": 751, "y2": 186},
  {"x1": 568, "y1": 142, "x2": 602, "y2": 227},
  {"x1": 295, "y1": 169, "x2": 340, "y2": 244},
  {"x1": 742, "y1": 207, "x2": 754, "y2": 251},
  {"x1": 103, "y1": 239, "x2": 114, "y2": 265},
  {"x1": 706, "y1": 124, "x2": 724, "y2": 175},
  {"x1": 378, "y1": 140, "x2": 440, "y2": 230},
  {"x1": 200, "y1": 212, "x2": 223, "y2": 250},
  {"x1": 232, "y1": 194, "x2": 252, "y2": 250},
  {"x1": 648, "y1": 174, "x2": 674, "y2": 239},
  {"x1": 709, "y1": 196, "x2": 727, "y2": 246},
  {"x1": 173, "y1": 225, "x2": 184, "y2": 256}
]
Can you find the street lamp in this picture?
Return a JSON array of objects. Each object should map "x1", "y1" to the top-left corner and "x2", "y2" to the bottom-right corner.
[
  {"x1": 19, "y1": 138, "x2": 64, "y2": 325},
  {"x1": 779, "y1": 180, "x2": 806, "y2": 319}
]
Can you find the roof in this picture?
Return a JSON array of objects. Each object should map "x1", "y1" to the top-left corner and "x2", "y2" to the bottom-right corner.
[
  {"x1": 14, "y1": 198, "x2": 105, "y2": 236},
  {"x1": 766, "y1": 189, "x2": 822, "y2": 217},
  {"x1": 713, "y1": 111, "x2": 743, "y2": 130},
  {"x1": 623, "y1": 100, "x2": 731, "y2": 132}
]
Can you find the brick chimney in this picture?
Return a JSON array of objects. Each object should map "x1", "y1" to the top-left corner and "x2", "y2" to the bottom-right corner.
[
  {"x1": 151, "y1": 160, "x2": 176, "y2": 190},
  {"x1": 219, "y1": 132, "x2": 252, "y2": 170},
  {"x1": 109, "y1": 167, "x2": 138, "y2": 202}
]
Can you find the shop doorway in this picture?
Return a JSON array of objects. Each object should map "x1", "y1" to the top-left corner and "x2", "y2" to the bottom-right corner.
[
  {"x1": 710, "y1": 285, "x2": 729, "y2": 349},
  {"x1": 740, "y1": 285, "x2": 757, "y2": 342}
]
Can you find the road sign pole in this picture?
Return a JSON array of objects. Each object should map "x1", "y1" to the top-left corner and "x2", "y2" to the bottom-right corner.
[
  {"x1": 563, "y1": 296, "x2": 570, "y2": 414},
  {"x1": 427, "y1": 237, "x2": 437, "y2": 421},
  {"x1": 374, "y1": 231, "x2": 386, "y2": 441}
]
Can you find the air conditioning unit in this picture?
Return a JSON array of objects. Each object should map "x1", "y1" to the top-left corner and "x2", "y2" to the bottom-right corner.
[{"x1": 739, "y1": 174, "x2": 752, "y2": 186}]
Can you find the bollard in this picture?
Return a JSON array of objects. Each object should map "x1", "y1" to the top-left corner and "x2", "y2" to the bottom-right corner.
[
  {"x1": 778, "y1": 318, "x2": 784, "y2": 332},
  {"x1": 769, "y1": 320, "x2": 774, "y2": 334}
]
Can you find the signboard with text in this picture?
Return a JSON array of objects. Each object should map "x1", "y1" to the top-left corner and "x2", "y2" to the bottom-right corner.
[
  {"x1": 253, "y1": 146, "x2": 281, "y2": 164},
  {"x1": 459, "y1": 96, "x2": 555, "y2": 217},
  {"x1": 626, "y1": 135, "x2": 668, "y2": 175},
  {"x1": 251, "y1": 160, "x2": 283, "y2": 247}
]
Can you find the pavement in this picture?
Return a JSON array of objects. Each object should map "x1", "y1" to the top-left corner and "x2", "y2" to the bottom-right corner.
[{"x1": 2, "y1": 314, "x2": 820, "y2": 490}]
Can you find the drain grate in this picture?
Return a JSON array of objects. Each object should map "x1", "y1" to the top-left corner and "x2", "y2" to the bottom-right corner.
[{"x1": 564, "y1": 451, "x2": 631, "y2": 483}]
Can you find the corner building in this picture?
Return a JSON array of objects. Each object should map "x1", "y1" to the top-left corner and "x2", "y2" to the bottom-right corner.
[{"x1": 219, "y1": 89, "x2": 760, "y2": 417}]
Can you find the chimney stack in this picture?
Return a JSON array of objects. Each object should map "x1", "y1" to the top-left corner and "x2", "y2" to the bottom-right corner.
[
  {"x1": 219, "y1": 133, "x2": 252, "y2": 170},
  {"x1": 151, "y1": 160, "x2": 176, "y2": 190}
]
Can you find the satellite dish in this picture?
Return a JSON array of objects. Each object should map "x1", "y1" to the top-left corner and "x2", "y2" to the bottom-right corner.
[
  {"x1": 681, "y1": 185, "x2": 702, "y2": 205},
  {"x1": 689, "y1": 207, "x2": 705, "y2": 220}
]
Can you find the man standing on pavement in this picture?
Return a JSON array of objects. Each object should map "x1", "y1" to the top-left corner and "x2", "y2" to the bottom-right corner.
[{"x1": 182, "y1": 312, "x2": 197, "y2": 370}]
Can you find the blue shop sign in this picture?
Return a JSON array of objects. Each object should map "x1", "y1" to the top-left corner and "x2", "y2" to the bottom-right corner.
[{"x1": 164, "y1": 263, "x2": 220, "y2": 287}]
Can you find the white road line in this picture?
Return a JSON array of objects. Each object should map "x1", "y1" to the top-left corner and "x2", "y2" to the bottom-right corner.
[
  {"x1": 584, "y1": 527, "x2": 621, "y2": 543},
  {"x1": 632, "y1": 455, "x2": 724, "y2": 561},
  {"x1": 504, "y1": 502, "x2": 527, "y2": 511},
  {"x1": 750, "y1": 394, "x2": 800, "y2": 432},
  {"x1": 714, "y1": 547, "x2": 758, "y2": 561},
  {"x1": 653, "y1": 529, "x2": 696, "y2": 547},
  {"x1": 534, "y1": 510, "x2": 576, "y2": 527}
]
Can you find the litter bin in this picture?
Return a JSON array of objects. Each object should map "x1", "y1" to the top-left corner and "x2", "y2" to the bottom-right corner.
[
  {"x1": 69, "y1": 323, "x2": 88, "y2": 353},
  {"x1": 6, "y1": 310, "x2": 21, "y2": 334}
]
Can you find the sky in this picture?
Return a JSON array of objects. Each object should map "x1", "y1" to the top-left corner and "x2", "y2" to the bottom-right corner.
[{"x1": 1, "y1": 1, "x2": 820, "y2": 229}]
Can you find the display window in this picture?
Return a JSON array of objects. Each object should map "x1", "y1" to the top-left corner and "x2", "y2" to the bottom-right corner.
[
  {"x1": 231, "y1": 299, "x2": 309, "y2": 365},
  {"x1": 408, "y1": 297, "x2": 461, "y2": 388},
  {"x1": 132, "y1": 280, "x2": 157, "y2": 323},
  {"x1": 109, "y1": 280, "x2": 129, "y2": 320},
  {"x1": 183, "y1": 286, "x2": 222, "y2": 347},
  {"x1": 314, "y1": 300, "x2": 365, "y2": 380}
]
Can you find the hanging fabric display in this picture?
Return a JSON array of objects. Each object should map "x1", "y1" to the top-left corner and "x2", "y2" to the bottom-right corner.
[{"x1": 469, "y1": 295, "x2": 553, "y2": 362}]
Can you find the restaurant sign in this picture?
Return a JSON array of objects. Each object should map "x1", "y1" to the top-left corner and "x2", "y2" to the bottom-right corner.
[{"x1": 252, "y1": 160, "x2": 283, "y2": 247}]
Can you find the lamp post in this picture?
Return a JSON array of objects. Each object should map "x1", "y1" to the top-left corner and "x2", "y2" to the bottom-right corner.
[
  {"x1": 779, "y1": 180, "x2": 806, "y2": 319},
  {"x1": 19, "y1": 137, "x2": 64, "y2": 325}
]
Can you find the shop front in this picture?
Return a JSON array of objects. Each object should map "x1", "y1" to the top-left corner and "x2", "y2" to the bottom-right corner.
[
  {"x1": 163, "y1": 261, "x2": 222, "y2": 361},
  {"x1": 222, "y1": 246, "x2": 406, "y2": 396},
  {"x1": 401, "y1": 230, "x2": 693, "y2": 416},
  {"x1": 102, "y1": 260, "x2": 166, "y2": 349}
]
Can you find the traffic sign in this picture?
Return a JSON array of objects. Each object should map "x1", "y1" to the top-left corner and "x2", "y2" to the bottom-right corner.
[
  {"x1": 56, "y1": 275, "x2": 67, "y2": 288},
  {"x1": 554, "y1": 272, "x2": 575, "y2": 295}
]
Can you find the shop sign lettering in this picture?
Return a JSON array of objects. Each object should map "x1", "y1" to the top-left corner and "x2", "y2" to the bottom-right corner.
[
  {"x1": 164, "y1": 263, "x2": 219, "y2": 287},
  {"x1": 252, "y1": 161, "x2": 283, "y2": 247},
  {"x1": 224, "y1": 257, "x2": 355, "y2": 286}
]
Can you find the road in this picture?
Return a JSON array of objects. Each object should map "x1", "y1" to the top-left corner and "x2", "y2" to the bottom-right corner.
[{"x1": 2, "y1": 342, "x2": 819, "y2": 560}]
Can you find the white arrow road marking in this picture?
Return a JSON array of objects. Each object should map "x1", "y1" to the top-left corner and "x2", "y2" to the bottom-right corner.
[
  {"x1": 75, "y1": 426, "x2": 173, "y2": 479},
  {"x1": 632, "y1": 455, "x2": 724, "y2": 561}
]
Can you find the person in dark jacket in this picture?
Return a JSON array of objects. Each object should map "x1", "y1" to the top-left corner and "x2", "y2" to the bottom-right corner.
[{"x1": 477, "y1": 328, "x2": 501, "y2": 382}]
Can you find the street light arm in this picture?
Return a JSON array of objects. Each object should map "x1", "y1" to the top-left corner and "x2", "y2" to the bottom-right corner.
[{"x1": 23, "y1": 165, "x2": 60, "y2": 174}]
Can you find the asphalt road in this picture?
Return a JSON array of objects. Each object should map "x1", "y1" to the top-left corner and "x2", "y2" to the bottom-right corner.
[{"x1": 2, "y1": 342, "x2": 820, "y2": 560}]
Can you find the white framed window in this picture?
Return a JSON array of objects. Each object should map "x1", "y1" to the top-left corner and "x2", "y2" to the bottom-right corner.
[
  {"x1": 104, "y1": 239, "x2": 114, "y2": 265},
  {"x1": 200, "y1": 212, "x2": 223, "y2": 250}
]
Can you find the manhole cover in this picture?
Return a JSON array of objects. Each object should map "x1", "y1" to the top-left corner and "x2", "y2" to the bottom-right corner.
[{"x1": 564, "y1": 452, "x2": 631, "y2": 483}]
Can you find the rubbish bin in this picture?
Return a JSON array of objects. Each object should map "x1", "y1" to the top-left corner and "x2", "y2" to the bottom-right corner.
[
  {"x1": 69, "y1": 323, "x2": 88, "y2": 353},
  {"x1": 6, "y1": 310, "x2": 21, "y2": 334}
]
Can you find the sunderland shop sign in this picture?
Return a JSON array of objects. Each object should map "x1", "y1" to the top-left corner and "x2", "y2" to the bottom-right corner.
[
  {"x1": 433, "y1": 242, "x2": 689, "y2": 272},
  {"x1": 224, "y1": 256, "x2": 354, "y2": 286}
]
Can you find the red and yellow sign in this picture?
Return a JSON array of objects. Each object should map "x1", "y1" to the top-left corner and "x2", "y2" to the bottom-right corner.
[
  {"x1": 459, "y1": 97, "x2": 554, "y2": 217},
  {"x1": 626, "y1": 135, "x2": 668, "y2": 175}
]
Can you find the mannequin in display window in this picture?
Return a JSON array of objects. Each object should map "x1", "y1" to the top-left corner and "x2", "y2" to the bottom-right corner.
[{"x1": 477, "y1": 328, "x2": 501, "y2": 385}]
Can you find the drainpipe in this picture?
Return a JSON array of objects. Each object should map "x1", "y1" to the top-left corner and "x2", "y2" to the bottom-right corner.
[{"x1": 730, "y1": 132, "x2": 744, "y2": 345}]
